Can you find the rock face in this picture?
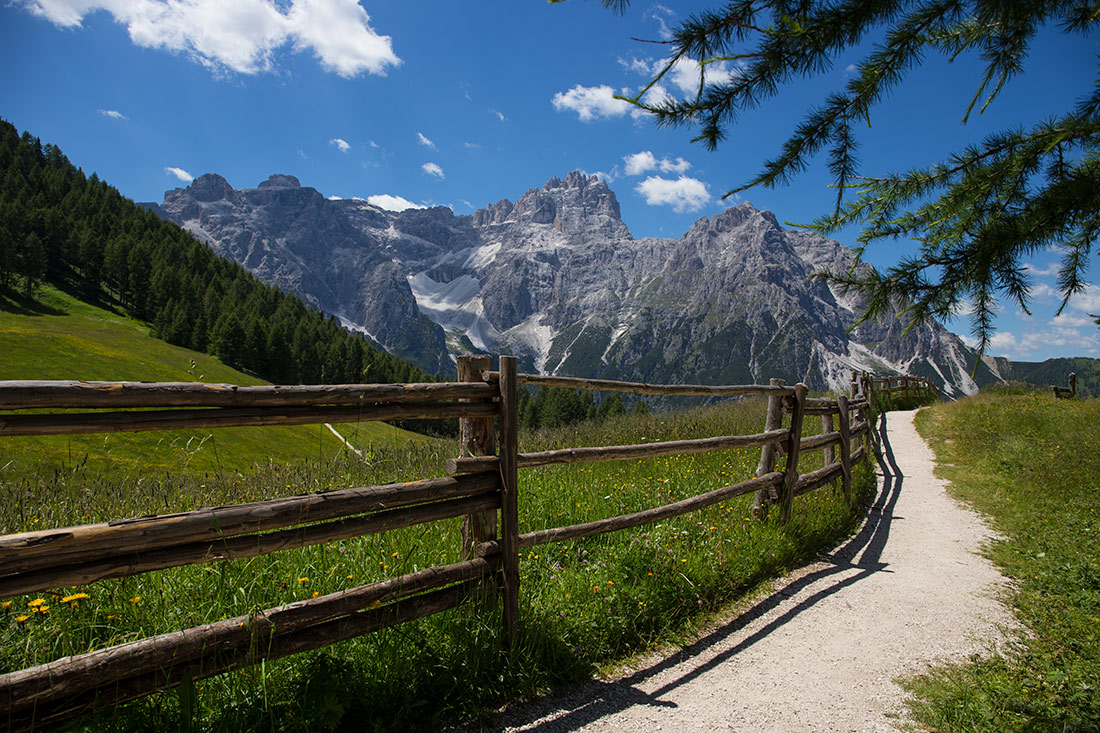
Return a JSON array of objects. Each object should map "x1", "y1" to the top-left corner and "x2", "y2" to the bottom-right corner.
[{"x1": 149, "y1": 171, "x2": 1000, "y2": 395}]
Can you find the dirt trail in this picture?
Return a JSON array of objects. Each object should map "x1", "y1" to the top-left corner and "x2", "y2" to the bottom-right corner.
[{"x1": 486, "y1": 409, "x2": 1014, "y2": 732}]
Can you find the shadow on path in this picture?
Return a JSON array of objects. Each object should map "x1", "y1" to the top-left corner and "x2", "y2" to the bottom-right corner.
[{"x1": 487, "y1": 412, "x2": 907, "y2": 732}]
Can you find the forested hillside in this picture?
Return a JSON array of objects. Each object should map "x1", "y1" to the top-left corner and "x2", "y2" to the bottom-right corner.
[{"x1": 0, "y1": 118, "x2": 433, "y2": 386}]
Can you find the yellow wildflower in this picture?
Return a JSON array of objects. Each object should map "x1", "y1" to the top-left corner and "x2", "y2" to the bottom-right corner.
[
  {"x1": 297, "y1": 577, "x2": 309, "y2": 583},
  {"x1": 27, "y1": 598, "x2": 46, "y2": 608},
  {"x1": 61, "y1": 593, "x2": 90, "y2": 604},
  {"x1": 14, "y1": 615, "x2": 29, "y2": 623}
]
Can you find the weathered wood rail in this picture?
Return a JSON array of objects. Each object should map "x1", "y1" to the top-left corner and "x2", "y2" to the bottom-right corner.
[
  {"x1": 0, "y1": 362, "x2": 936, "y2": 729},
  {"x1": 1052, "y1": 372, "x2": 1077, "y2": 398}
]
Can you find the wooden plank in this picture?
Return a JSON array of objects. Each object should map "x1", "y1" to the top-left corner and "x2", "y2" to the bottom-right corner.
[
  {"x1": 0, "y1": 474, "x2": 498, "y2": 574},
  {"x1": 799, "y1": 430, "x2": 841, "y2": 453},
  {"x1": 0, "y1": 493, "x2": 498, "y2": 599},
  {"x1": 517, "y1": 472, "x2": 784, "y2": 549},
  {"x1": 498, "y1": 356, "x2": 520, "y2": 646},
  {"x1": 779, "y1": 384, "x2": 808, "y2": 524},
  {"x1": 753, "y1": 378, "x2": 786, "y2": 518},
  {"x1": 0, "y1": 557, "x2": 496, "y2": 715},
  {"x1": 445, "y1": 429, "x2": 789, "y2": 474},
  {"x1": 0, "y1": 401, "x2": 498, "y2": 437},
  {"x1": 837, "y1": 394, "x2": 852, "y2": 500},
  {"x1": 3, "y1": 578, "x2": 487, "y2": 730},
  {"x1": 794, "y1": 462, "x2": 844, "y2": 496},
  {"x1": 0, "y1": 380, "x2": 496, "y2": 410},
  {"x1": 457, "y1": 356, "x2": 498, "y2": 559},
  {"x1": 512, "y1": 373, "x2": 795, "y2": 398},
  {"x1": 822, "y1": 412, "x2": 835, "y2": 490}
]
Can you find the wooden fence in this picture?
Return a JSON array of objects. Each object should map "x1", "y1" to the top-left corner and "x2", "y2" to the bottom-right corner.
[
  {"x1": 1052, "y1": 372, "x2": 1077, "y2": 398},
  {"x1": 0, "y1": 360, "x2": 935, "y2": 729}
]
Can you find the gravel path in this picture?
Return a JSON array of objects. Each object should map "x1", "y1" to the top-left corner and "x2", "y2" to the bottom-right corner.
[{"x1": 485, "y1": 409, "x2": 1014, "y2": 732}]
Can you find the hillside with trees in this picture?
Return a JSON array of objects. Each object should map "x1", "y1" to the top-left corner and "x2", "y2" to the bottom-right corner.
[{"x1": 0, "y1": 117, "x2": 431, "y2": 388}]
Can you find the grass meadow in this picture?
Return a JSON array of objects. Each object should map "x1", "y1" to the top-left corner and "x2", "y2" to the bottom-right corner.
[
  {"x1": 0, "y1": 398, "x2": 877, "y2": 731},
  {"x1": 906, "y1": 391, "x2": 1100, "y2": 731}
]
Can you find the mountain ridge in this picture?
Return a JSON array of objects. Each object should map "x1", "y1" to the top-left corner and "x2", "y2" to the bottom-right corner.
[{"x1": 148, "y1": 170, "x2": 1004, "y2": 396}]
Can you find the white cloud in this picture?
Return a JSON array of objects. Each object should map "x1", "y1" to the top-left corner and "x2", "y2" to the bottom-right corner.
[
  {"x1": 643, "y1": 4, "x2": 676, "y2": 40},
  {"x1": 635, "y1": 175, "x2": 711, "y2": 213},
  {"x1": 492, "y1": 110, "x2": 506, "y2": 122},
  {"x1": 422, "y1": 162, "x2": 444, "y2": 179},
  {"x1": 845, "y1": 63, "x2": 858, "y2": 74},
  {"x1": 1067, "y1": 284, "x2": 1100, "y2": 314},
  {"x1": 367, "y1": 140, "x2": 379, "y2": 148},
  {"x1": 623, "y1": 150, "x2": 691, "y2": 176},
  {"x1": 367, "y1": 194, "x2": 425, "y2": 211},
  {"x1": 464, "y1": 141, "x2": 480, "y2": 150},
  {"x1": 97, "y1": 108, "x2": 126, "y2": 120},
  {"x1": 22, "y1": 0, "x2": 399, "y2": 78},
  {"x1": 330, "y1": 137, "x2": 350, "y2": 152},
  {"x1": 551, "y1": 84, "x2": 634, "y2": 121},
  {"x1": 1024, "y1": 261, "x2": 1060, "y2": 276},
  {"x1": 417, "y1": 132, "x2": 436, "y2": 150},
  {"x1": 1050, "y1": 313, "x2": 1095, "y2": 328},
  {"x1": 165, "y1": 166, "x2": 193, "y2": 183},
  {"x1": 327, "y1": 195, "x2": 342, "y2": 200}
]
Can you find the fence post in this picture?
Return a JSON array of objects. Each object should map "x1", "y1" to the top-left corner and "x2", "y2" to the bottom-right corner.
[
  {"x1": 780, "y1": 384, "x2": 808, "y2": 524},
  {"x1": 822, "y1": 409, "x2": 835, "y2": 490},
  {"x1": 1070, "y1": 372, "x2": 1077, "y2": 398},
  {"x1": 457, "y1": 355, "x2": 497, "y2": 559},
  {"x1": 837, "y1": 394, "x2": 852, "y2": 500},
  {"x1": 497, "y1": 356, "x2": 520, "y2": 647},
  {"x1": 752, "y1": 378, "x2": 785, "y2": 519}
]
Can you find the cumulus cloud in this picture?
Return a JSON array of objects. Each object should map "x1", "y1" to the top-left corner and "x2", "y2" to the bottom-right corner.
[
  {"x1": 622, "y1": 150, "x2": 691, "y2": 176},
  {"x1": 551, "y1": 84, "x2": 634, "y2": 121},
  {"x1": 635, "y1": 175, "x2": 710, "y2": 213},
  {"x1": 1067, "y1": 283, "x2": 1100, "y2": 314},
  {"x1": 1024, "y1": 261, "x2": 1060, "y2": 276},
  {"x1": 422, "y1": 162, "x2": 444, "y2": 179},
  {"x1": 97, "y1": 108, "x2": 127, "y2": 120},
  {"x1": 165, "y1": 166, "x2": 193, "y2": 183},
  {"x1": 417, "y1": 132, "x2": 436, "y2": 150},
  {"x1": 330, "y1": 137, "x2": 350, "y2": 152},
  {"x1": 367, "y1": 194, "x2": 425, "y2": 211},
  {"x1": 21, "y1": 0, "x2": 399, "y2": 78}
]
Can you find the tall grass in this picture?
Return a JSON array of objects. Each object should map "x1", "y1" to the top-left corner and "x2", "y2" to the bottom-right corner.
[
  {"x1": 905, "y1": 393, "x2": 1100, "y2": 731},
  {"x1": 0, "y1": 399, "x2": 875, "y2": 731}
]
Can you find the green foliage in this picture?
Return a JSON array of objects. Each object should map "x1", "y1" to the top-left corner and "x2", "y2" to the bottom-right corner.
[
  {"x1": 598, "y1": 0, "x2": 1100, "y2": 351},
  {"x1": 0, "y1": 398, "x2": 876, "y2": 731},
  {"x1": 0, "y1": 117, "x2": 435, "y2": 394},
  {"x1": 907, "y1": 393, "x2": 1100, "y2": 730}
]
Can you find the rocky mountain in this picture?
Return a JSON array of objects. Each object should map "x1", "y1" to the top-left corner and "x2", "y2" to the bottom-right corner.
[{"x1": 147, "y1": 171, "x2": 1003, "y2": 396}]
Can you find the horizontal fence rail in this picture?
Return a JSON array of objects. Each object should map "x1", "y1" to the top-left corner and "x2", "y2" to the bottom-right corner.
[{"x1": 0, "y1": 364, "x2": 938, "y2": 729}]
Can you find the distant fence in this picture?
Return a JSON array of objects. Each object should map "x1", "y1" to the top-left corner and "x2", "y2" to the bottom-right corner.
[
  {"x1": 1052, "y1": 372, "x2": 1077, "y2": 398},
  {"x1": 0, "y1": 362, "x2": 935, "y2": 729}
]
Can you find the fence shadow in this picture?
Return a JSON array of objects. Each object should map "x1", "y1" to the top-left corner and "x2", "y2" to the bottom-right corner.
[{"x1": 482, "y1": 411, "x2": 905, "y2": 733}]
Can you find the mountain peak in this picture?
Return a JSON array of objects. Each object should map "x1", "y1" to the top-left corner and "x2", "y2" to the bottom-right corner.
[
  {"x1": 258, "y1": 174, "x2": 301, "y2": 189},
  {"x1": 187, "y1": 173, "x2": 236, "y2": 203}
]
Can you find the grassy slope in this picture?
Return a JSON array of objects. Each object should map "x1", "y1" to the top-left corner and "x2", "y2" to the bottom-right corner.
[
  {"x1": 0, "y1": 285, "x2": 426, "y2": 483},
  {"x1": 908, "y1": 393, "x2": 1100, "y2": 731}
]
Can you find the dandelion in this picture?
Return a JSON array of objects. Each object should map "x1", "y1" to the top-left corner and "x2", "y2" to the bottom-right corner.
[
  {"x1": 61, "y1": 593, "x2": 90, "y2": 604},
  {"x1": 1, "y1": 601, "x2": 10, "y2": 609},
  {"x1": 130, "y1": 596, "x2": 141, "y2": 604},
  {"x1": 311, "y1": 592, "x2": 319, "y2": 598},
  {"x1": 34, "y1": 605, "x2": 49, "y2": 613},
  {"x1": 297, "y1": 577, "x2": 309, "y2": 583},
  {"x1": 14, "y1": 615, "x2": 29, "y2": 623},
  {"x1": 27, "y1": 599, "x2": 46, "y2": 608}
]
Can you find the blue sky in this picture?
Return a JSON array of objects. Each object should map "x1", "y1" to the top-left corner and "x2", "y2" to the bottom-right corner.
[{"x1": 1, "y1": 0, "x2": 1097, "y2": 361}]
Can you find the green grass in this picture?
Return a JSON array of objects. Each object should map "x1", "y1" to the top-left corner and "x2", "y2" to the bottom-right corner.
[
  {"x1": 0, "y1": 285, "x2": 426, "y2": 478},
  {"x1": 0, "y1": 393, "x2": 876, "y2": 731},
  {"x1": 905, "y1": 393, "x2": 1100, "y2": 731}
]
